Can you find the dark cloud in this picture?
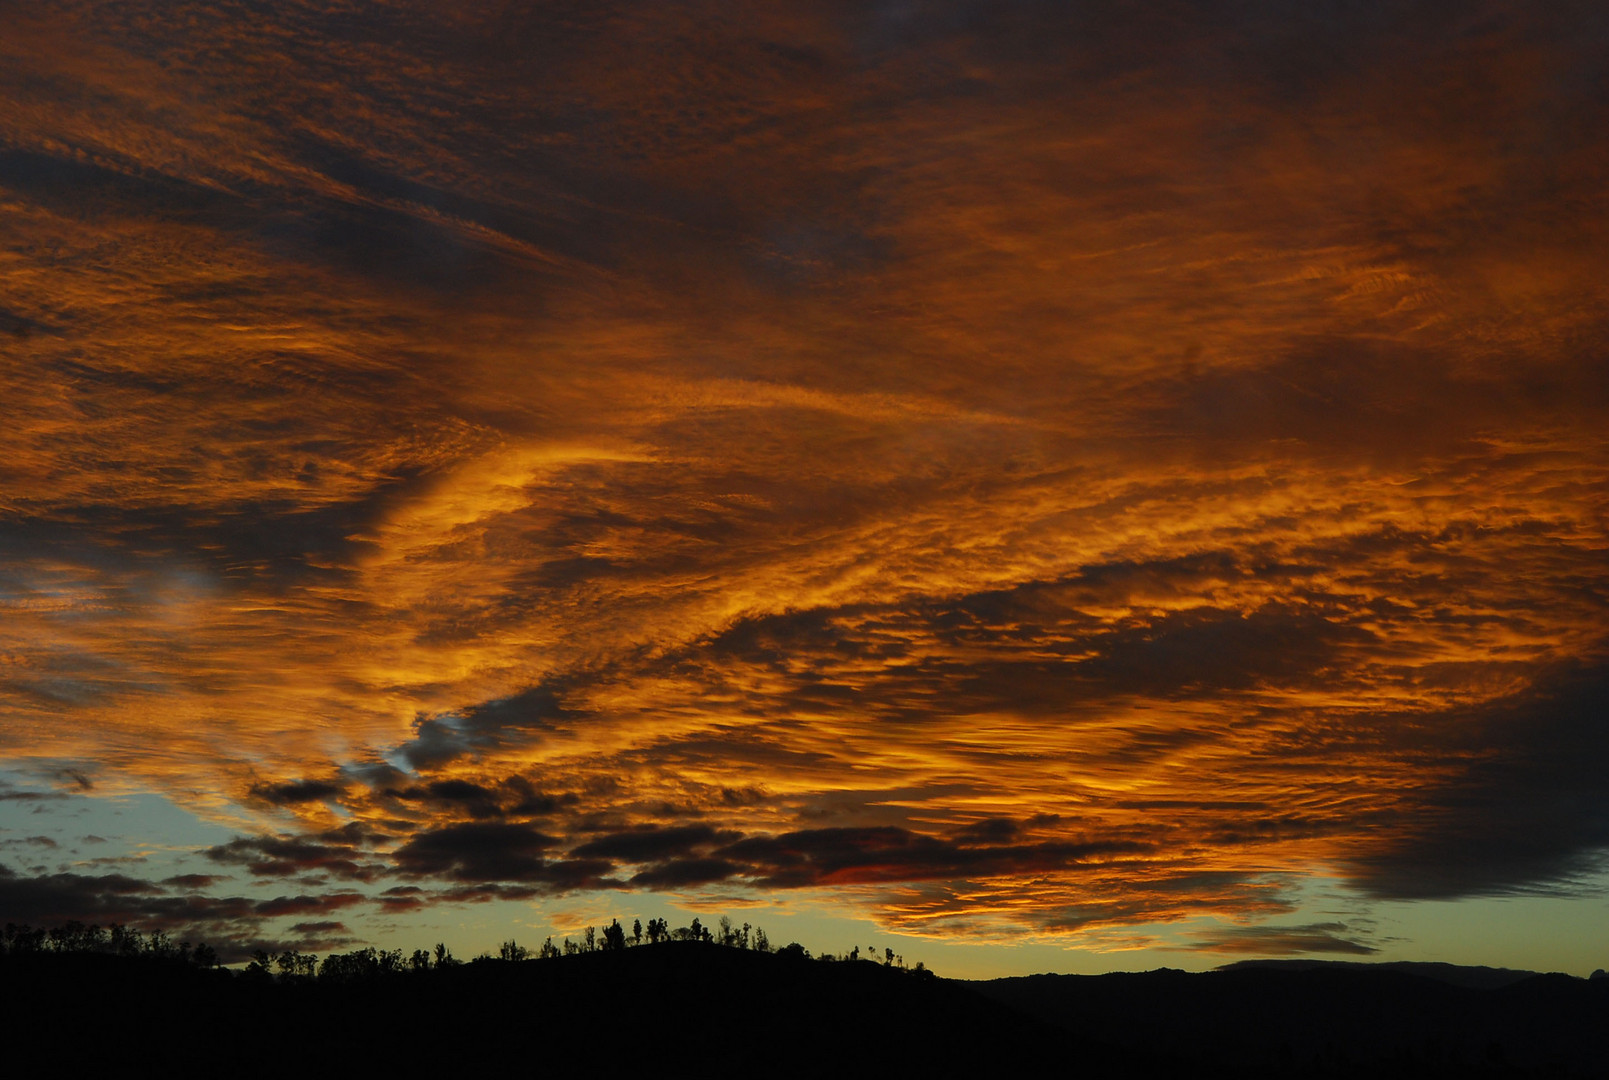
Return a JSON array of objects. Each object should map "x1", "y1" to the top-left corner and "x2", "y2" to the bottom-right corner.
[
  {"x1": 372, "y1": 775, "x2": 579, "y2": 823},
  {"x1": 0, "y1": 866, "x2": 360, "y2": 958},
  {"x1": 60, "y1": 769, "x2": 94, "y2": 792},
  {"x1": 696, "y1": 827, "x2": 1150, "y2": 889},
  {"x1": 437, "y1": 883, "x2": 547, "y2": 905},
  {"x1": 630, "y1": 858, "x2": 743, "y2": 888},
  {"x1": 250, "y1": 778, "x2": 346, "y2": 806},
  {"x1": 392, "y1": 721, "x2": 463, "y2": 771},
  {"x1": 378, "y1": 885, "x2": 427, "y2": 913},
  {"x1": 316, "y1": 822, "x2": 389, "y2": 849},
  {"x1": 398, "y1": 683, "x2": 576, "y2": 770},
  {"x1": 505, "y1": 785, "x2": 579, "y2": 819},
  {"x1": 0, "y1": 865, "x2": 158, "y2": 899},
  {"x1": 644, "y1": 733, "x2": 839, "y2": 775},
  {"x1": 392, "y1": 822, "x2": 568, "y2": 884},
  {"x1": 1345, "y1": 662, "x2": 1609, "y2": 899},
  {"x1": 0, "y1": 146, "x2": 230, "y2": 225},
  {"x1": 288, "y1": 920, "x2": 348, "y2": 935},
  {"x1": 703, "y1": 605, "x2": 901, "y2": 667},
  {"x1": 688, "y1": 591, "x2": 1378, "y2": 724},
  {"x1": 252, "y1": 892, "x2": 365, "y2": 919},
  {"x1": 1189, "y1": 921, "x2": 1378, "y2": 957},
  {"x1": 928, "y1": 555, "x2": 1250, "y2": 636},
  {"x1": 1160, "y1": 336, "x2": 1609, "y2": 464},
  {"x1": 424, "y1": 779, "x2": 497, "y2": 803},
  {"x1": 1077, "y1": 605, "x2": 1379, "y2": 696},
  {"x1": 203, "y1": 835, "x2": 381, "y2": 882},
  {"x1": 954, "y1": 818, "x2": 1021, "y2": 844},
  {"x1": 570, "y1": 825, "x2": 736, "y2": 862},
  {"x1": 386, "y1": 779, "x2": 505, "y2": 820}
]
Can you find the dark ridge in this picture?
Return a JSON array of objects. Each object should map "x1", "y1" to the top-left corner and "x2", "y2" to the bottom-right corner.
[
  {"x1": 1218, "y1": 958, "x2": 1546, "y2": 990},
  {"x1": 6, "y1": 935, "x2": 1608, "y2": 1076},
  {"x1": 975, "y1": 965, "x2": 1609, "y2": 1078},
  {"x1": 1, "y1": 943, "x2": 1085, "y2": 1077}
]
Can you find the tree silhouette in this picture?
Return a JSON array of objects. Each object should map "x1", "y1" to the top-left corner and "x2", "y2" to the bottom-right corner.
[
  {"x1": 246, "y1": 950, "x2": 274, "y2": 979},
  {"x1": 47, "y1": 921, "x2": 107, "y2": 953},
  {"x1": 318, "y1": 947, "x2": 404, "y2": 981},
  {"x1": 276, "y1": 950, "x2": 317, "y2": 978},
  {"x1": 602, "y1": 919, "x2": 627, "y2": 952},
  {"x1": 146, "y1": 930, "x2": 175, "y2": 959},
  {"x1": 109, "y1": 924, "x2": 144, "y2": 957}
]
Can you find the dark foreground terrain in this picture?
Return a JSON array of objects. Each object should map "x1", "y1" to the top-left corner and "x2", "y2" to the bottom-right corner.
[
  {"x1": 977, "y1": 961, "x2": 1609, "y2": 1078},
  {"x1": 4, "y1": 945, "x2": 1605, "y2": 1077}
]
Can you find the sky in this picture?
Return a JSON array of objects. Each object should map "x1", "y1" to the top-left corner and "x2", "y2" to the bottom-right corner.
[{"x1": 1, "y1": 1, "x2": 1607, "y2": 975}]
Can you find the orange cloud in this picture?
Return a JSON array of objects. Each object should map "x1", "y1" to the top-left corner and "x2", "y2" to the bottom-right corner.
[{"x1": 2, "y1": 1, "x2": 1606, "y2": 952}]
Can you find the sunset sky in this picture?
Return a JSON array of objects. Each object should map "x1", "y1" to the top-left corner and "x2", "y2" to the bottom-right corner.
[{"x1": 2, "y1": 1, "x2": 1606, "y2": 974}]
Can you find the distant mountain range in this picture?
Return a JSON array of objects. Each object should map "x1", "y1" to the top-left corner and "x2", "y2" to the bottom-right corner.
[
  {"x1": 1217, "y1": 958, "x2": 1551, "y2": 990},
  {"x1": 976, "y1": 961, "x2": 1609, "y2": 1077}
]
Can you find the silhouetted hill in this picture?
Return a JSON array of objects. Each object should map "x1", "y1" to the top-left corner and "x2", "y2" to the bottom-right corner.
[
  {"x1": 1, "y1": 943, "x2": 1079, "y2": 1077},
  {"x1": 7, "y1": 946, "x2": 1606, "y2": 1076},
  {"x1": 975, "y1": 964, "x2": 1609, "y2": 1078}
]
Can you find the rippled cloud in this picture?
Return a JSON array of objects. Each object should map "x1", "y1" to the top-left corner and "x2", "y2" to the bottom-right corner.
[{"x1": 2, "y1": 1, "x2": 1606, "y2": 955}]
